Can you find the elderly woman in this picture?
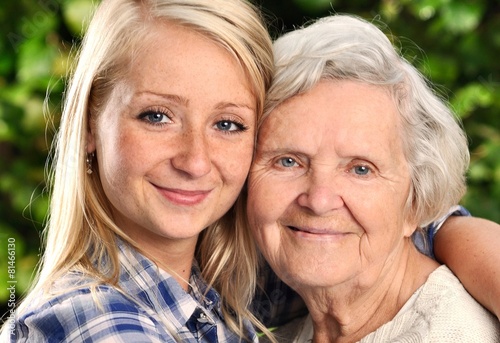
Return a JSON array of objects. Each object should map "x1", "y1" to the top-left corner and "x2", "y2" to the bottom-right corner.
[{"x1": 248, "y1": 15, "x2": 500, "y2": 342}]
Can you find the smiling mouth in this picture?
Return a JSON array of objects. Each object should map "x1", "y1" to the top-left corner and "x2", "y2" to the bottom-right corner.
[
  {"x1": 287, "y1": 226, "x2": 349, "y2": 238},
  {"x1": 156, "y1": 186, "x2": 212, "y2": 206}
]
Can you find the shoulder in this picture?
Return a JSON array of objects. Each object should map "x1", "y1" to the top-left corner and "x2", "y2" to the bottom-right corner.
[
  {"x1": 362, "y1": 266, "x2": 499, "y2": 343},
  {"x1": 14, "y1": 284, "x2": 174, "y2": 342},
  {"x1": 416, "y1": 265, "x2": 500, "y2": 342}
]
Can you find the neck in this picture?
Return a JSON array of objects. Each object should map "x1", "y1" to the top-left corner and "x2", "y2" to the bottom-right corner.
[
  {"x1": 125, "y1": 229, "x2": 198, "y2": 291},
  {"x1": 149, "y1": 241, "x2": 197, "y2": 291},
  {"x1": 298, "y1": 242, "x2": 439, "y2": 343}
]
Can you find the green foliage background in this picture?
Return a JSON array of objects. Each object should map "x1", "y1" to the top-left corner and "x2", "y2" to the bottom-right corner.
[{"x1": 0, "y1": 0, "x2": 498, "y2": 309}]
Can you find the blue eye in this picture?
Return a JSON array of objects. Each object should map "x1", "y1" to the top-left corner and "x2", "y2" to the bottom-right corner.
[
  {"x1": 353, "y1": 165, "x2": 370, "y2": 175},
  {"x1": 215, "y1": 120, "x2": 246, "y2": 132},
  {"x1": 279, "y1": 157, "x2": 298, "y2": 168},
  {"x1": 139, "y1": 110, "x2": 172, "y2": 125},
  {"x1": 147, "y1": 113, "x2": 166, "y2": 123}
]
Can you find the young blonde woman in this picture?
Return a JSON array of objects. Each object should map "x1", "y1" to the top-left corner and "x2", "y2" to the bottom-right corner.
[
  {"x1": 1, "y1": 0, "x2": 499, "y2": 342},
  {"x1": 1, "y1": 0, "x2": 273, "y2": 341}
]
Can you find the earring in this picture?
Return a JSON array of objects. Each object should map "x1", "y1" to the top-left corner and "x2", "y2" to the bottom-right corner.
[{"x1": 86, "y1": 152, "x2": 95, "y2": 175}]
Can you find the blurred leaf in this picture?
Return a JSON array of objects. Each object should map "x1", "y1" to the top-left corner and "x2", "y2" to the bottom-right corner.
[
  {"x1": 468, "y1": 161, "x2": 491, "y2": 181},
  {"x1": 422, "y1": 53, "x2": 459, "y2": 83},
  {"x1": 17, "y1": 38, "x2": 58, "y2": 87},
  {"x1": 462, "y1": 187, "x2": 500, "y2": 222},
  {"x1": 406, "y1": 0, "x2": 449, "y2": 20},
  {"x1": 439, "y1": 2, "x2": 484, "y2": 34},
  {"x1": 62, "y1": 0, "x2": 97, "y2": 36},
  {"x1": 452, "y1": 83, "x2": 494, "y2": 118},
  {"x1": 293, "y1": 0, "x2": 335, "y2": 14}
]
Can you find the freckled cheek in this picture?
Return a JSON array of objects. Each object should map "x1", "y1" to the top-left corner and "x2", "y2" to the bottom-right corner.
[
  {"x1": 216, "y1": 142, "x2": 254, "y2": 184},
  {"x1": 100, "y1": 130, "x2": 154, "y2": 181}
]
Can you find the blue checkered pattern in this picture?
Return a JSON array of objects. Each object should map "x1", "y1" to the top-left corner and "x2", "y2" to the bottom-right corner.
[
  {"x1": 11, "y1": 240, "x2": 257, "y2": 342},
  {"x1": 424, "y1": 205, "x2": 471, "y2": 258}
]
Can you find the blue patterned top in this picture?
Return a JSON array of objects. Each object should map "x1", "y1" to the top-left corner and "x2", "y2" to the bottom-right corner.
[{"x1": 11, "y1": 239, "x2": 257, "y2": 342}]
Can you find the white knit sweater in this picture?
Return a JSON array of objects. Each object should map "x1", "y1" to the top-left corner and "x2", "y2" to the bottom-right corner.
[{"x1": 270, "y1": 265, "x2": 500, "y2": 342}]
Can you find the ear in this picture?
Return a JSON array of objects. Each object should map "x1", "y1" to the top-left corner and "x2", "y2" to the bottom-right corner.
[
  {"x1": 402, "y1": 212, "x2": 420, "y2": 237},
  {"x1": 402, "y1": 198, "x2": 419, "y2": 237},
  {"x1": 86, "y1": 112, "x2": 96, "y2": 153},
  {"x1": 403, "y1": 222, "x2": 418, "y2": 238}
]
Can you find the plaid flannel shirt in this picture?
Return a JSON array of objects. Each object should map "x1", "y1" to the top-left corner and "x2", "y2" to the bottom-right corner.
[{"x1": 11, "y1": 240, "x2": 257, "y2": 343}]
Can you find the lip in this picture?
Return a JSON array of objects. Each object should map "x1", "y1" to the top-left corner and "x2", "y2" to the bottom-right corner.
[
  {"x1": 287, "y1": 226, "x2": 350, "y2": 240},
  {"x1": 155, "y1": 185, "x2": 212, "y2": 206}
]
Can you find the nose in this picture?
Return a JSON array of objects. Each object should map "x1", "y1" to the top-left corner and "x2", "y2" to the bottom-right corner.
[
  {"x1": 171, "y1": 129, "x2": 211, "y2": 178},
  {"x1": 297, "y1": 172, "x2": 344, "y2": 215}
]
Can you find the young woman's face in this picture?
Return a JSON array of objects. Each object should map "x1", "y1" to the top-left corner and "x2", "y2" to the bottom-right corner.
[{"x1": 88, "y1": 22, "x2": 256, "y2": 246}]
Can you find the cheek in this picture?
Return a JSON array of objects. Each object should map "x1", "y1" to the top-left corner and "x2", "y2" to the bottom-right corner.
[
  {"x1": 215, "y1": 138, "x2": 255, "y2": 186},
  {"x1": 347, "y1": 182, "x2": 410, "y2": 243},
  {"x1": 97, "y1": 125, "x2": 149, "y2": 185},
  {"x1": 247, "y1": 170, "x2": 289, "y2": 234},
  {"x1": 247, "y1": 172, "x2": 269, "y2": 224}
]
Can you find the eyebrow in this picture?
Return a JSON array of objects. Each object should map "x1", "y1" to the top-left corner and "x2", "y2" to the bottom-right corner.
[
  {"x1": 135, "y1": 91, "x2": 255, "y2": 112},
  {"x1": 257, "y1": 143, "x2": 381, "y2": 164},
  {"x1": 135, "y1": 91, "x2": 189, "y2": 106},
  {"x1": 215, "y1": 102, "x2": 255, "y2": 112},
  {"x1": 257, "y1": 147, "x2": 305, "y2": 159}
]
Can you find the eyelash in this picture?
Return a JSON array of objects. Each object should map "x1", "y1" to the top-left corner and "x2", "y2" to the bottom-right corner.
[
  {"x1": 137, "y1": 108, "x2": 172, "y2": 127},
  {"x1": 273, "y1": 157, "x2": 373, "y2": 178},
  {"x1": 137, "y1": 108, "x2": 249, "y2": 134},
  {"x1": 215, "y1": 117, "x2": 249, "y2": 134}
]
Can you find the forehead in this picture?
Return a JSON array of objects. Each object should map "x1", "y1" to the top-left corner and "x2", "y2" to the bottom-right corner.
[
  {"x1": 258, "y1": 80, "x2": 403, "y2": 157},
  {"x1": 133, "y1": 22, "x2": 233, "y2": 78},
  {"x1": 108, "y1": 19, "x2": 240, "y2": 80},
  {"x1": 118, "y1": 21, "x2": 255, "y2": 106}
]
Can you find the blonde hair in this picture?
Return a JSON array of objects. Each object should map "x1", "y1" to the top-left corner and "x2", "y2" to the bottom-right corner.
[
  {"x1": 10, "y1": 0, "x2": 273, "y2": 340},
  {"x1": 264, "y1": 15, "x2": 469, "y2": 227}
]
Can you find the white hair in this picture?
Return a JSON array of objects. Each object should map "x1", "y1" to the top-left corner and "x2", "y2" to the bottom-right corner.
[{"x1": 263, "y1": 14, "x2": 469, "y2": 227}]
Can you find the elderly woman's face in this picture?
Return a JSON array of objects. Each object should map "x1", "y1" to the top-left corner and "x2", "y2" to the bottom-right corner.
[{"x1": 248, "y1": 80, "x2": 416, "y2": 289}]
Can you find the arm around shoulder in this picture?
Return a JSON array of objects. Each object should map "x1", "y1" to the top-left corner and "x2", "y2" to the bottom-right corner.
[{"x1": 434, "y1": 216, "x2": 500, "y2": 320}]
